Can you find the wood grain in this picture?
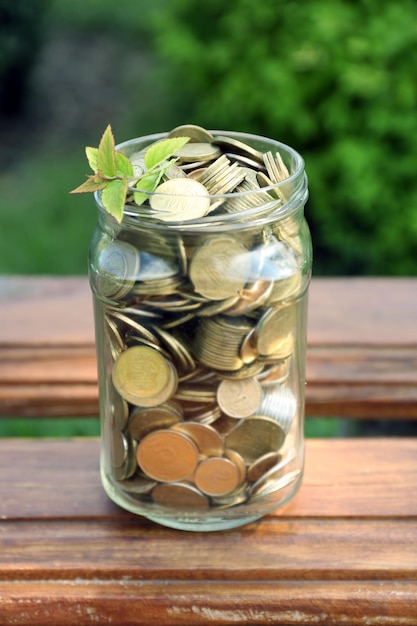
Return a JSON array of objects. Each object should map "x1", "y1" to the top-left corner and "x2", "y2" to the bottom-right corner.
[
  {"x1": 0, "y1": 438, "x2": 416, "y2": 624},
  {"x1": 1, "y1": 276, "x2": 417, "y2": 417}
]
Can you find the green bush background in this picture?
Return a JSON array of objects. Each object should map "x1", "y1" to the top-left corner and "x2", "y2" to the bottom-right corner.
[
  {"x1": 149, "y1": 0, "x2": 417, "y2": 275},
  {"x1": 1, "y1": 0, "x2": 416, "y2": 437},
  {"x1": 1, "y1": 0, "x2": 416, "y2": 277}
]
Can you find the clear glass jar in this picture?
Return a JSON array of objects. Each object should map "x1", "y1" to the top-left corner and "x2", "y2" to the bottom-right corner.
[{"x1": 89, "y1": 130, "x2": 311, "y2": 531}]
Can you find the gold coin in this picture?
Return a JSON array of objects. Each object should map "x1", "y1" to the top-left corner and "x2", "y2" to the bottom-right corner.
[
  {"x1": 172, "y1": 422, "x2": 224, "y2": 457},
  {"x1": 225, "y1": 416, "x2": 286, "y2": 463},
  {"x1": 111, "y1": 432, "x2": 137, "y2": 480},
  {"x1": 210, "y1": 484, "x2": 248, "y2": 508},
  {"x1": 109, "y1": 384, "x2": 129, "y2": 430},
  {"x1": 128, "y1": 404, "x2": 182, "y2": 441},
  {"x1": 168, "y1": 124, "x2": 214, "y2": 143},
  {"x1": 192, "y1": 315, "x2": 252, "y2": 371},
  {"x1": 224, "y1": 280, "x2": 273, "y2": 316},
  {"x1": 137, "y1": 429, "x2": 199, "y2": 482},
  {"x1": 112, "y1": 346, "x2": 177, "y2": 407},
  {"x1": 174, "y1": 142, "x2": 221, "y2": 163},
  {"x1": 189, "y1": 237, "x2": 251, "y2": 300},
  {"x1": 249, "y1": 450, "x2": 299, "y2": 499},
  {"x1": 105, "y1": 314, "x2": 125, "y2": 361},
  {"x1": 255, "y1": 304, "x2": 296, "y2": 357},
  {"x1": 224, "y1": 448, "x2": 247, "y2": 484},
  {"x1": 216, "y1": 377, "x2": 263, "y2": 418},
  {"x1": 239, "y1": 327, "x2": 258, "y2": 364},
  {"x1": 194, "y1": 457, "x2": 240, "y2": 496},
  {"x1": 247, "y1": 451, "x2": 282, "y2": 483},
  {"x1": 152, "y1": 482, "x2": 209, "y2": 511},
  {"x1": 96, "y1": 240, "x2": 140, "y2": 299},
  {"x1": 118, "y1": 473, "x2": 157, "y2": 495},
  {"x1": 110, "y1": 429, "x2": 129, "y2": 468},
  {"x1": 212, "y1": 135, "x2": 264, "y2": 164},
  {"x1": 150, "y1": 178, "x2": 210, "y2": 222}
]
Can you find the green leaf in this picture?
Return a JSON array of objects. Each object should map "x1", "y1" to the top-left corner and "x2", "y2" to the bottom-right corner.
[
  {"x1": 97, "y1": 124, "x2": 116, "y2": 178},
  {"x1": 70, "y1": 176, "x2": 107, "y2": 194},
  {"x1": 85, "y1": 147, "x2": 98, "y2": 173},
  {"x1": 144, "y1": 136, "x2": 190, "y2": 171},
  {"x1": 133, "y1": 171, "x2": 162, "y2": 206},
  {"x1": 115, "y1": 150, "x2": 134, "y2": 177},
  {"x1": 101, "y1": 178, "x2": 128, "y2": 222}
]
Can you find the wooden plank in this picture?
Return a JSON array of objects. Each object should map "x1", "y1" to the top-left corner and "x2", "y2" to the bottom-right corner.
[
  {"x1": 1, "y1": 439, "x2": 416, "y2": 520},
  {"x1": 0, "y1": 438, "x2": 416, "y2": 624},
  {"x1": 1, "y1": 277, "x2": 417, "y2": 417},
  {"x1": 1, "y1": 518, "x2": 416, "y2": 581},
  {"x1": 1, "y1": 580, "x2": 416, "y2": 626}
]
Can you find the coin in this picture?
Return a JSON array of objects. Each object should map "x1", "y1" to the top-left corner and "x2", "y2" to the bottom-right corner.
[
  {"x1": 137, "y1": 429, "x2": 199, "y2": 482},
  {"x1": 149, "y1": 178, "x2": 211, "y2": 222},
  {"x1": 96, "y1": 240, "x2": 140, "y2": 299},
  {"x1": 224, "y1": 448, "x2": 247, "y2": 484},
  {"x1": 258, "y1": 386, "x2": 297, "y2": 434},
  {"x1": 212, "y1": 135, "x2": 264, "y2": 164},
  {"x1": 128, "y1": 404, "x2": 183, "y2": 441},
  {"x1": 168, "y1": 124, "x2": 214, "y2": 143},
  {"x1": 190, "y1": 237, "x2": 251, "y2": 300},
  {"x1": 174, "y1": 142, "x2": 221, "y2": 163},
  {"x1": 249, "y1": 449, "x2": 299, "y2": 499},
  {"x1": 111, "y1": 432, "x2": 137, "y2": 480},
  {"x1": 216, "y1": 378, "x2": 263, "y2": 418},
  {"x1": 194, "y1": 457, "x2": 241, "y2": 496},
  {"x1": 225, "y1": 416, "x2": 286, "y2": 463},
  {"x1": 255, "y1": 304, "x2": 296, "y2": 357},
  {"x1": 109, "y1": 384, "x2": 129, "y2": 430},
  {"x1": 224, "y1": 280, "x2": 273, "y2": 316},
  {"x1": 172, "y1": 422, "x2": 224, "y2": 457},
  {"x1": 118, "y1": 473, "x2": 157, "y2": 495},
  {"x1": 192, "y1": 315, "x2": 253, "y2": 371},
  {"x1": 247, "y1": 451, "x2": 282, "y2": 483},
  {"x1": 110, "y1": 429, "x2": 129, "y2": 468},
  {"x1": 136, "y1": 250, "x2": 179, "y2": 281},
  {"x1": 152, "y1": 482, "x2": 209, "y2": 510},
  {"x1": 112, "y1": 346, "x2": 178, "y2": 407},
  {"x1": 105, "y1": 315, "x2": 125, "y2": 361}
]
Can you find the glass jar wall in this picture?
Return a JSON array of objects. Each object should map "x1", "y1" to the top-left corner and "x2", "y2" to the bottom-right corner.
[{"x1": 89, "y1": 130, "x2": 311, "y2": 531}]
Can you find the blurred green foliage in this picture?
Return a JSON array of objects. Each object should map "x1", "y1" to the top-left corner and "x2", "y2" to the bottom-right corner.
[
  {"x1": 149, "y1": 0, "x2": 417, "y2": 275},
  {"x1": 0, "y1": 0, "x2": 49, "y2": 115},
  {"x1": 1, "y1": 0, "x2": 415, "y2": 438}
]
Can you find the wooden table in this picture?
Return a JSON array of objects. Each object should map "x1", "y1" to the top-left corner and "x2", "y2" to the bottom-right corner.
[{"x1": 0, "y1": 276, "x2": 416, "y2": 625}]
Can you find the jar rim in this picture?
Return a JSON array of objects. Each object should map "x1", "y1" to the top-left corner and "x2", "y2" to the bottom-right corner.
[{"x1": 95, "y1": 129, "x2": 308, "y2": 232}]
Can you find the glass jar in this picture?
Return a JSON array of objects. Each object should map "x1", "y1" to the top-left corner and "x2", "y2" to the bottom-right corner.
[{"x1": 89, "y1": 130, "x2": 311, "y2": 531}]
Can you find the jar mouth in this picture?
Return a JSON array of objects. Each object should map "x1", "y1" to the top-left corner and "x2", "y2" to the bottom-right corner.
[{"x1": 95, "y1": 130, "x2": 308, "y2": 231}]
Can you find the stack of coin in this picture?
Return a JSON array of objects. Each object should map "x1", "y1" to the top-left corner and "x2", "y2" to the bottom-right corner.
[{"x1": 95, "y1": 124, "x2": 308, "y2": 515}]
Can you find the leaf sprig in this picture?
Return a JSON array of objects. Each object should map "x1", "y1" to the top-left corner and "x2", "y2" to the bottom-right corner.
[{"x1": 70, "y1": 125, "x2": 189, "y2": 222}]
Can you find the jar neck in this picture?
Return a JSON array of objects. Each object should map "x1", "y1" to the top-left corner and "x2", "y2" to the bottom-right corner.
[{"x1": 95, "y1": 129, "x2": 308, "y2": 236}]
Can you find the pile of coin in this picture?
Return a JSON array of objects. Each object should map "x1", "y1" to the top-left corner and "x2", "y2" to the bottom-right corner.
[{"x1": 93, "y1": 125, "x2": 308, "y2": 514}]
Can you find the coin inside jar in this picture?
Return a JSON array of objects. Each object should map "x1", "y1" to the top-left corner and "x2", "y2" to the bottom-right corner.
[
  {"x1": 172, "y1": 422, "x2": 224, "y2": 457},
  {"x1": 189, "y1": 236, "x2": 252, "y2": 300},
  {"x1": 149, "y1": 178, "x2": 211, "y2": 222},
  {"x1": 225, "y1": 416, "x2": 286, "y2": 463},
  {"x1": 217, "y1": 377, "x2": 263, "y2": 418},
  {"x1": 96, "y1": 240, "x2": 140, "y2": 299},
  {"x1": 152, "y1": 482, "x2": 209, "y2": 510},
  {"x1": 194, "y1": 457, "x2": 241, "y2": 496},
  {"x1": 112, "y1": 345, "x2": 178, "y2": 406},
  {"x1": 137, "y1": 429, "x2": 199, "y2": 482},
  {"x1": 128, "y1": 404, "x2": 183, "y2": 441}
]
